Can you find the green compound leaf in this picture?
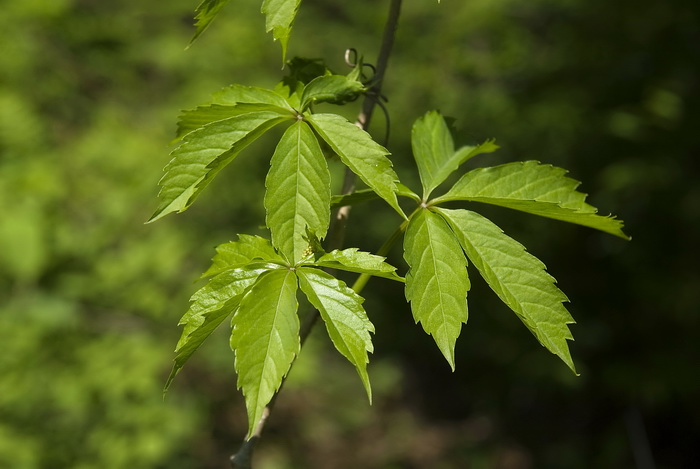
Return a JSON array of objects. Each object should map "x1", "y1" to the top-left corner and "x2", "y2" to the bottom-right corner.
[
  {"x1": 309, "y1": 248, "x2": 404, "y2": 283},
  {"x1": 412, "y1": 111, "x2": 498, "y2": 199},
  {"x1": 300, "y1": 74, "x2": 365, "y2": 110},
  {"x1": 297, "y1": 268, "x2": 374, "y2": 400},
  {"x1": 436, "y1": 161, "x2": 629, "y2": 239},
  {"x1": 261, "y1": 0, "x2": 302, "y2": 63},
  {"x1": 265, "y1": 120, "x2": 331, "y2": 264},
  {"x1": 437, "y1": 208, "x2": 577, "y2": 373},
  {"x1": 149, "y1": 110, "x2": 290, "y2": 223},
  {"x1": 403, "y1": 209, "x2": 470, "y2": 369},
  {"x1": 308, "y1": 113, "x2": 405, "y2": 218},
  {"x1": 203, "y1": 235, "x2": 285, "y2": 278},
  {"x1": 165, "y1": 266, "x2": 267, "y2": 393},
  {"x1": 189, "y1": 0, "x2": 231, "y2": 46},
  {"x1": 231, "y1": 269, "x2": 300, "y2": 439}
]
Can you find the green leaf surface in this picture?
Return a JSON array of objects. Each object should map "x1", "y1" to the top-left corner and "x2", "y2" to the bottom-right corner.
[
  {"x1": 231, "y1": 269, "x2": 300, "y2": 438},
  {"x1": 177, "y1": 103, "x2": 292, "y2": 140},
  {"x1": 403, "y1": 209, "x2": 470, "y2": 369},
  {"x1": 311, "y1": 248, "x2": 404, "y2": 282},
  {"x1": 308, "y1": 113, "x2": 405, "y2": 218},
  {"x1": 189, "y1": 0, "x2": 231, "y2": 46},
  {"x1": 436, "y1": 161, "x2": 629, "y2": 239},
  {"x1": 411, "y1": 111, "x2": 499, "y2": 198},
  {"x1": 165, "y1": 266, "x2": 267, "y2": 392},
  {"x1": 300, "y1": 74, "x2": 365, "y2": 110},
  {"x1": 212, "y1": 84, "x2": 293, "y2": 109},
  {"x1": 203, "y1": 235, "x2": 284, "y2": 278},
  {"x1": 437, "y1": 208, "x2": 577, "y2": 373},
  {"x1": 297, "y1": 268, "x2": 374, "y2": 400},
  {"x1": 261, "y1": 0, "x2": 301, "y2": 62},
  {"x1": 149, "y1": 111, "x2": 289, "y2": 222},
  {"x1": 265, "y1": 120, "x2": 331, "y2": 263}
]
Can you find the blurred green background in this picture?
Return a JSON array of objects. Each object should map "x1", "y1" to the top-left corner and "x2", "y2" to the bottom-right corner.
[{"x1": 1, "y1": 0, "x2": 698, "y2": 468}]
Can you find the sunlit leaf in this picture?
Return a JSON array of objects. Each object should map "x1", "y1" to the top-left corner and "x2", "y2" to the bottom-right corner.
[
  {"x1": 261, "y1": 0, "x2": 302, "y2": 62},
  {"x1": 297, "y1": 268, "x2": 374, "y2": 400},
  {"x1": 403, "y1": 209, "x2": 470, "y2": 369},
  {"x1": 437, "y1": 208, "x2": 577, "y2": 373},
  {"x1": 265, "y1": 120, "x2": 331, "y2": 263},
  {"x1": 165, "y1": 266, "x2": 267, "y2": 392},
  {"x1": 231, "y1": 269, "x2": 300, "y2": 438},
  {"x1": 309, "y1": 113, "x2": 405, "y2": 218},
  {"x1": 310, "y1": 248, "x2": 404, "y2": 282},
  {"x1": 149, "y1": 111, "x2": 289, "y2": 222},
  {"x1": 203, "y1": 235, "x2": 285, "y2": 278},
  {"x1": 436, "y1": 161, "x2": 629, "y2": 239}
]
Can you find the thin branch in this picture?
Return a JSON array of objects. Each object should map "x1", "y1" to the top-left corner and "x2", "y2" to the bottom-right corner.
[{"x1": 231, "y1": 1, "x2": 404, "y2": 467}]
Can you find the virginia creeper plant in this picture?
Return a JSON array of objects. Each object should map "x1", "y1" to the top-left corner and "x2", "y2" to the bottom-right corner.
[{"x1": 149, "y1": 0, "x2": 629, "y2": 466}]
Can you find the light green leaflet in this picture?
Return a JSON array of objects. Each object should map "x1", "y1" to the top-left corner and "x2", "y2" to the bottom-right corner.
[
  {"x1": 436, "y1": 208, "x2": 577, "y2": 373},
  {"x1": 261, "y1": 0, "x2": 302, "y2": 62},
  {"x1": 297, "y1": 268, "x2": 374, "y2": 400},
  {"x1": 149, "y1": 110, "x2": 289, "y2": 222},
  {"x1": 189, "y1": 0, "x2": 231, "y2": 46},
  {"x1": 165, "y1": 266, "x2": 266, "y2": 393},
  {"x1": 309, "y1": 113, "x2": 405, "y2": 218},
  {"x1": 231, "y1": 269, "x2": 300, "y2": 438},
  {"x1": 299, "y1": 74, "x2": 365, "y2": 110},
  {"x1": 403, "y1": 209, "x2": 470, "y2": 369},
  {"x1": 412, "y1": 110, "x2": 498, "y2": 199},
  {"x1": 265, "y1": 120, "x2": 331, "y2": 263},
  {"x1": 311, "y1": 248, "x2": 405, "y2": 283},
  {"x1": 202, "y1": 235, "x2": 284, "y2": 278},
  {"x1": 435, "y1": 161, "x2": 629, "y2": 239}
]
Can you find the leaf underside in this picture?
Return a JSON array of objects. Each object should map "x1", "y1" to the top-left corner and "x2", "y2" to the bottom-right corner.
[
  {"x1": 265, "y1": 120, "x2": 331, "y2": 264},
  {"x1": 437, "y1": 161, "x2": 628, "y2": 239},
  {"x1": 403, "y1": 209, "x2": 470, "y2": 369},
  {"x1": 297, "y1": 268, "x2": 374, "y2": 400},
  {"x1": 437, "y1": 208, "x2": 577, "y2": 373},
  {"x1": 189, "y1": 0, "x2": 231, "y2": 46},
  {"x1": 231, "y1": 269, "x2": 300, "y2": 438}
]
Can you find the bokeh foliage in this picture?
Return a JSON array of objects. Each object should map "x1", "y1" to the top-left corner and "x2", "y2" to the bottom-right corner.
[{"x1": 1, "y1": 0, "x2": 697, "y2": 468}]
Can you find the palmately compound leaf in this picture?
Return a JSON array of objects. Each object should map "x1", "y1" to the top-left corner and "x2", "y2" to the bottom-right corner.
[
  {"x1": 165, "y1": 266, "x2": 267, "y2": 393},
  {"x1": 437, "y1": 208, "x2": 577, "y2": 373},
  {"x1": 300, "y1": 74, "x2": 365, "y2": 110},
  {"x1": 403, "y1": 209, "x2": 470, "y2": 369},
  {"x1": 261, "y1": 0, "x2": 302, "y2": 62},
  {"x1": 310, "y1": 248, "x2": 404, "y2": 283},
  {"x1": 411, "y1": 111, "x2": 498, "y2": 199},
  {"x1": 265, "y1": 120, "x2": 331, "y2": 263},
  {"x1": 308, "y1": 113, "x2": 405, "y2": 218},
  {"x1": 203, "y1": 235, "x2": 285, "y2": 278},
  {"x1": 189, "y1": 0, "x2": 231, "y2": 46},
  {"x1": 436, "y1": 161, "x2": 629, "y2": 239},
  {"x1": 231, "y1": 269, "x2": 300, "y2": 438},
  {"x1": 297, "y1": 268, "x2": 374, "y2": 400},
  {"x1": 149, "y1": 110, "x2": 290, "y2": 223}
]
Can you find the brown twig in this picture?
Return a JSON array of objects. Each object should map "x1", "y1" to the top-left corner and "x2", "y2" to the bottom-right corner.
[{"x1": 230, "y1": 1, "x2": 403, "y2": 466}]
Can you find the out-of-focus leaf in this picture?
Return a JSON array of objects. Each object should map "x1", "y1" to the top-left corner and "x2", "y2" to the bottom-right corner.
[
  {"x1": 231, "y1": 269, "x2": 300, "y2": 438},
  {"x1": 437, "y1": 208, "x2": 577, "y2": 373},
  {"x1": 297, "y1": 268, "x2": 374, "y2": 400},
  {"x1": 403, "y1": 209, "x2": 470, "y2": 369},
  {"x1": 264, "y1": 120, "x2": 330, "y2": 263},
  {"x1": 436, "y1": 161, "x2": 629, "y2": 239}
]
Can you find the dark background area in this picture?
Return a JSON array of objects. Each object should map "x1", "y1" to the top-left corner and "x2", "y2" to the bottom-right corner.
[{"x1": 1, "y1": 0, "x2": 697, "y2": 468}]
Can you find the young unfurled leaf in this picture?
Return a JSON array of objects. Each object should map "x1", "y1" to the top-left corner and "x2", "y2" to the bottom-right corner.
[
  {"x1": 437, "y1": 208, "x2": 577, "y2": 373},
  {"x1": 265, "y1": 120, "x2": 331, "y2": 263},
  {"x1": 189, "y1": 0, "x2": 231, "y2": 46},
  {"x1": 149, "y1": 111, "x2": 290, "y2": 223},
  {"x1": 165, "y1": 266, "x2": 267, "y2": 392},
  {"x1": 310, "y1": 248, "x2": 404, "y2": 282},
  {"x1": 300, "y1": 74, "x2": 365, "y2": 110},
  {"x1": 436, "y1": 161, "x2": 629, "y2": 239},
  {"x1": 297, "y1": 268, "x2": 374, "y2": 400},
  {"x1": 203, "y1": 235, "x2": 284, "y2": 278},
  {"x1": 261, "y1": 0, "x2": 302, "y2": 62},
  {"x1": 411, "y1": 111, "x2": 498, "y2": 199},
  {"x1": 231, "y1": 269, "x2": 300, "y2": 438},
  {"x1": 403, "y1": 209, "x2": 470, "y2": 369},
  {"x1": 308, "y1": 113, "x2": 405, "y2": 218}
]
